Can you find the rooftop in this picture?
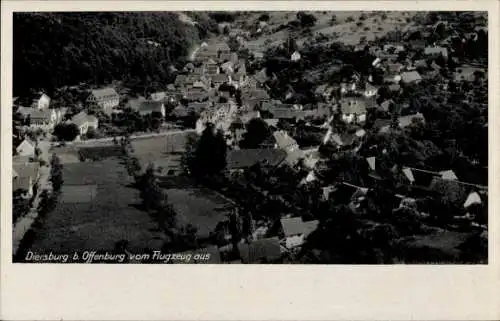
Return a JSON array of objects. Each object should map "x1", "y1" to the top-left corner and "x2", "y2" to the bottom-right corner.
[{"x1": 226, "y1": 149, "x2": 286, "y2": 170}]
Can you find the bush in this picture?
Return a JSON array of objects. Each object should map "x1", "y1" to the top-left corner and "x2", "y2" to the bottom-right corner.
[
  {"x1": 359, "y1": 13, "x2": 367, "y2": 21},
  {"x1": 258, "y1": 13, "x2": 270, "y2": 22},
  {"x1": 53, "y1": 123, "x2": 80, "y2": 141},
  {"x1": 356, "y1": 22, "x2": 364, "y2": 27},
  {"x1": 346, "y1": 16, "x2": 355, "y2": 22}
]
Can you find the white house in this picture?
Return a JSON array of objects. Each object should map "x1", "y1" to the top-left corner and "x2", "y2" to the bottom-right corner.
[
  {"x1": 86, "y1": 87, "x2": 120, "y2": 114},
  {"x1": 71, "y1": 111, "x2": 99, "y2": 136},
  {"x1": 363, "y1": 84, "x2": 378, "y2": 98},
  {"x1": 28, "y1": 109, "x2": 58, "y2": 131},
  {"x1": 30, "y1": 93, "x2": 51, "y2": 110},
  {"x1": 15, "y1": 138, "x2": 36, "y2": 157},
  {"x1": 340, "y1": 99, "x2": 367, "y2": 124},
  {"x1": 291, "y1": 51, "x2": 301, "y2": 62}
]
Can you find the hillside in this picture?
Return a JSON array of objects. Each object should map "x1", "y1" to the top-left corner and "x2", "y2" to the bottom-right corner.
[{"x1": 13, "y1": 12, "x2": 217, "y2": 97}]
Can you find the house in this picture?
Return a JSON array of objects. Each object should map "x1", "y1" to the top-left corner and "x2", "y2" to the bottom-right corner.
[
  {"x1": 183, "y1": 88, "x2": 209, "y2": 102},
  {"x1": 226, "y1": 149, "x2": 286, "y2": 172},
  {"x1": 329, "y1": 132, "x2": 357, "y2": 150},
  {"x1": 290, "y1": 50, "x2": 301, "y2": 62},
  {"x1": 241, "y1": 88, "x2": 270, "y2": 108},
  {"x1": 29, "y1": 92, "x2": 51, "y2": 110},
  {"x1": 383, "y1": 43, "x2": 405, "y2": 53},
  {"x1": 138, "y1": 101, "x2": 166, "y2": 118},
  {"x1": 149, "y1": 91, "x2": 166, "y2": 101},
  {"x1": 379, "y1": 99, "x2": 395, "y2": 113},
  {"x1": 339, "y1": 99, "x2": 367, "y2": 124},
  {"x1": 13, "y1": 162, "x2": 40, "y2": 199},
  {"x1": 279, "y1": 217, "x2": 319, "y2": 249},
  {"x1": 15, "y1": 138, "x2": 36, "y2": 157},
  {"x1": 340, "y1": 82, "x2": 357, "y2": 94},
  {"x1": 386, "y1": 62, "x2": 403, "y2": 73},
  {"x1": 424, "y1": 46, "x2": 448, "y2": 60},
  {"x1": 86, "y1": 87, "x2": 120, "y2": 114},
  {"x1": 211, "y1": 74, "x2": 230, "y2": 88},
  {"x1": 363, "y1": 83, "x2": 378, "y2": 98},
  {"x1": 409, "y1": 39, "x2": 426, "y2": 51},
  {"x1": 272, "y1": 130, "x2": 299, "y2": 152},
  {"x1": 388, "y1": 84, "x2": 401, "y2": 92},
  {"x1": 237, "y1": 237, "x2": 282, "y2": 263},
  {"x1": 384, "y1": 73, "x2": 402, "y2": 83},
  {"x1": 71, "y1": 111, "x2": 99, "y2": 136},
  {"x1": 28, "y1": 109, "x2": 58, "y2": 130},
  {"x1": 401, "y1": 71, "x2": 423, "y2": 84},
  {"x1": 265, "y1": 108, "x2": 306, "y2": 122},
  {"x1": 398, "y1": 112, "x2": 425, "y2": 128},
  {"x1": 220, "y1": 61, "x2": 235, "y2": 74},
  {"x1": 174, "y1": 74, "x2": 188, "y2": 88},
  {"x1": 464, "y1": 191, "x2": 482, "y2": 209},
  {"x1": 203, "y1": 58, "x2": 219, "y2": 75},
  {"x1": 215, "y1": 42, "x2": 231, "y2": 57}
]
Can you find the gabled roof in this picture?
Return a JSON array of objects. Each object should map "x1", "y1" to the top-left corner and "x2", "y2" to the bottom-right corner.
[
  {"x1": 440, "y1": 170, "x2": 458, "y2": 181},
  {"x1": 398, "y1": 112, "x2": 425, "y2": 128},
  {"x1": 71, "y1": 111, "x2": 97, "y2": 127},
  {"x1": 16, "y1": 137, "x2": 36, "y2": 150},
  {"x1": 273, "y1": 130, "x2": 298, "y2": 150},
  {"x1": 238, "y1": 237, "x2": 281, "y2": 263},
  {"x1": 138, "y1": 101, "x2": 164, "y2": 115},
  {"x1": 366, "y1": 156, "x2": 376, "y2": 171},
  {"x1": 211, "y1": 74, "x2": 229, "y2": 83},
  {"x1": 267, "y1": 108, "x2": 306, "y2": 120},
  {"x1": 401, "y1": 71, "x2": 423, "y2": 83},
  {"x1": 424, "y1": 46, "x2": 448, "y2": 57},
  {"x1": 90, "y1": 87, "x2": 119, "y2": 99},
  {"x1": 13, "y1": 162, "x2": 39, "y2": 181},
  {"x1": 280, "y1": 217, "x2": 319, "y2": 237},
  {"x1": 28, "y1": 109, "x2": 55, "y2": 120},
  {"x1": 464, "y1": 191, "x2": 482, "y2": 208},
  {"x1": 330, "y1": 132, "x2": 356, "y2": 147},
  {"x1": 340, "y1": 99, "x2": 367, "y2": 115},
  {"x1": 226, "y1": 149, "x2": 286, "y2": 169}
]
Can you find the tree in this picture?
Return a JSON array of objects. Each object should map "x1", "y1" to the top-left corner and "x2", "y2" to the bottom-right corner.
[
  {"x1": 50, "y1": 153, "x2": 64, "y2": 192},
  {"x1": 53, "y1": 123, "x2": 80, "y2": 141},
  {"x1": 188, "y1": 123, "x2": 227, "y2": 180},
  {"x1": 296, "y1": 11, "x2": 317, "y2": 28},
  {"x1": 240, "y1": 118, "x2": 272, "y2": 149},
  {"x1": 137, "y1": 163, "x2": 161, "y2": 210}
]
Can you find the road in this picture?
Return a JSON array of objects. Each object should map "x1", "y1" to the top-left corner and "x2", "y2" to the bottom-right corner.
[
  {"x1": 12, "y1": 164, "x2": 51, "y2": 256},
  {"x1": 51, "y1": 129, "x2": 196, "y2": 148}
]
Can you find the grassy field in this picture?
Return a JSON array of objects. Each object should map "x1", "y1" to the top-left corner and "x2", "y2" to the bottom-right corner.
[
  {"x1": 158, "y1": 176, "x2": 236, "y2": 239},
  {"x1": 241, "y1": 11, "x2": 420, "y2": 51},
  {"x1": 131, "y1": 132, "x2": 196, "y2": 173},
  {"x1": 28, "y1": 158, "x2": 166, "y2": 254}
]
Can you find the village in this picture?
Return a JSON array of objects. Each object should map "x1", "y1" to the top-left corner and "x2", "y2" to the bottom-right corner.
[{"x1": 12, "y1": 11, "x2": 488, "y2": 264}]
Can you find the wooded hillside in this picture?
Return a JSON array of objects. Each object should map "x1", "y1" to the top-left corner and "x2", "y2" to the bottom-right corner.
[{"x1": 13, "y1": 12, "x2": 215, "y2": 96}]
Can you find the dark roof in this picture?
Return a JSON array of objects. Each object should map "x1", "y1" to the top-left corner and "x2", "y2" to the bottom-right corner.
[
  {"x1": 211, "y1": 74, "x2": 229, "y2": 83},
  {"x1": 267, "y1": 108, "x2": 306, "y2": 120},
  {"x1": 13, "y1": 176, "x2": 32, "y2": 192},
  {"x1": 187, "y1": 102, "x2": 210, "y2": 114},
  {"x1": 340, "y1": 99, "x2": 367, "y2": 115},
  {"x1": 71, "y1": 111, "x2": 98, "y2": 127},
  {"x1": 226, "y1": 149, "x2": 286, "y2": 169},
  {"x1": 90, "y1": 87, "x2": 119, "y2": 99},
  {"x1": 138, "y1": 101, "x2": 164, "y2": 115},
  {"x1": 13, "y1": 162, "x2": 39, "y2": 181},
  {"x1": 280, "y1": 217, "x2": 319, "y2": 237},
  {"x1": 238, "y1": 237, "x2": 282, "y2": 263}
]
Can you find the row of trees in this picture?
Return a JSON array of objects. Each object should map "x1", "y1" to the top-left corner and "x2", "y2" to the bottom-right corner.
[{"x1": 120, "y1": 136, "x2": 199, "y2": 253}]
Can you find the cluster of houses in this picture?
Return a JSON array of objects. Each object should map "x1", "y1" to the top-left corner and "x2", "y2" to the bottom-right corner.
[{"x1": 174, "y1": 22, "x2": 488, "y2": 262}]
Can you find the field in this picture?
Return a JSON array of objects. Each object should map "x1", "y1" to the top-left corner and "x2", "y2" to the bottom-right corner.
[
  {"x1": 240, "y1": 11, "x2": 420, "y2": 52},
  {"x1": 132, "y1": 134, "x2": 236, "y2": 239},
  {"x1": 28, "y1": 158, "x2": 166, "y2": 254},
  {"x1": 159, "y1": 176, "x2": 236, "y2": 239},
  {"x1": 131, "y1": 132, "x2": 196, "y2": 174}
]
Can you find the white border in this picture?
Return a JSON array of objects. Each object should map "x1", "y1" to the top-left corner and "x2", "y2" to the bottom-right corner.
[{"x1": 2, "y1": 1, "x2": 499, "y2": 320}]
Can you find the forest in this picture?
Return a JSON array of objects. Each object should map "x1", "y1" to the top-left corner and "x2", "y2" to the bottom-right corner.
[{"x1": 13, "y1": 12, "x2": 217, "y2": 97}]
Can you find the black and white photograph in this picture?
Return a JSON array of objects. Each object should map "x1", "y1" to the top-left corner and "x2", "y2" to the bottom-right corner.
[{"x1": 11, "y1": 10, "x2": 489, "y2": 265}]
